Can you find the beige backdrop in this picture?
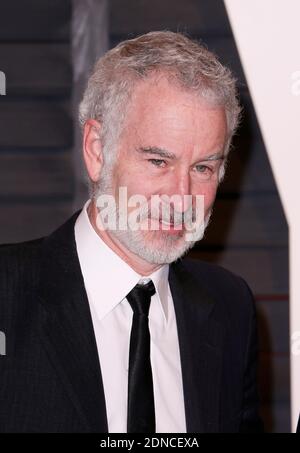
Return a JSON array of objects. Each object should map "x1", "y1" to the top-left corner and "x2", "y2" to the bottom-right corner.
[{"x1": 225, "y1": 0, "x2": 300, "y2": 432}]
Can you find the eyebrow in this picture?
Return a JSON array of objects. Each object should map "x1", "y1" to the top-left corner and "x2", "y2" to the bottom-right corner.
[
  {"x1": 200, "y1": 152, "x2": 225, "y2": 162},
  {"x1": 136, "y1": 146, "x2": 225, "y2": 162},
  {"x1": 136, "y1": 146, "x2": 177, "y2": 159}
]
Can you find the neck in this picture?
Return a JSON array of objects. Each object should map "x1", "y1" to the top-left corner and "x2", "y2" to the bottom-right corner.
[{"x1": 87, "y1": 200, "x2": 162, "y2": 276}]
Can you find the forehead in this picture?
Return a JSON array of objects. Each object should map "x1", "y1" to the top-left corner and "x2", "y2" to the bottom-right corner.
[{"x1": 121, "y1": 75, "x2": 227, "y2": 153}]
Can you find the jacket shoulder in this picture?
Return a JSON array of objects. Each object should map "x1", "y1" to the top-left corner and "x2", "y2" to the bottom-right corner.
[
  {"x1": 0, "y1": 237, "x2": 44, "y2": 269},
  {"x1": 178, "y1": 257, "x2": 255, "y2": 313},
  {"x1": 0, "y1": 238, "x2": 45, "y2": 306},
  {"x1": 180, "y1": 257, "x2": 248, "y2": 284}
]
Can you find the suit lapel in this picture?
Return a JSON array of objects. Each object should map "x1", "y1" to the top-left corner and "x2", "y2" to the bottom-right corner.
[
  {"x1": 37, "y1": 211, "x2": 108, "y2": 432},
  {"x1": 36, "y1": 210, "x2": 223, "y2": 433},
  {"x1": 169, "y1": 261, "x2": 223, "y2": 433}
]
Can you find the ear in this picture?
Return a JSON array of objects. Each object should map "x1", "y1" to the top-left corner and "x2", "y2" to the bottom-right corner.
[{"x1": 82, "y1": 119, "x2": 104, "y2": 183}]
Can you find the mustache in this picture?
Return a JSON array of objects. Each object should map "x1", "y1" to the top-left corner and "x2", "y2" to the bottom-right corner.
[{"x1": 130, "y1": 202, "x2": 197, "y2": 226}]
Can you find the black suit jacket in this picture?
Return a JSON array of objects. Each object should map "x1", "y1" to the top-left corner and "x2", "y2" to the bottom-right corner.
[{"x1": 0, "y1": 210, "x2": 263, "y2": 433}]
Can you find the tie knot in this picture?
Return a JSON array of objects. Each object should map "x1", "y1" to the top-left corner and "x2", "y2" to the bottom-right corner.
[{"x1": 126, "y1": 280, "x2": 156, "y2": 316}]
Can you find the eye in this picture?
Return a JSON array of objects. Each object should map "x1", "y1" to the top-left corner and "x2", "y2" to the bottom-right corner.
[
  {"x1": 195, "y1": 164, "x2": 212, "y2": 174},
  {"x1": 193, "y1": 164, "x2": 216, "y2": 181},
  {"x1": 148, "y1": 159, "x2": 166, "y2": 167}
]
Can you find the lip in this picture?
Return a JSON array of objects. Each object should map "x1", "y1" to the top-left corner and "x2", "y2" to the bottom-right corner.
[
  {"x1": 159, "y1": 220, "x2": 174, "y2": 227},
  {"x1": 159, "y1": 219, "x2": 183, "y2": 234}
]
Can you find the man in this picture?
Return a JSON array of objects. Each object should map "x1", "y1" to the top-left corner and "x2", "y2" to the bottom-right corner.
[{"x1": 0, "y1": 31, "x2": 263, "y2": 433}]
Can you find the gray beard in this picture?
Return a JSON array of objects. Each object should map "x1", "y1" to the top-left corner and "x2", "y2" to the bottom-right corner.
[{"x1": 94, "y1": 173, "x2": 212, "y2": 265}]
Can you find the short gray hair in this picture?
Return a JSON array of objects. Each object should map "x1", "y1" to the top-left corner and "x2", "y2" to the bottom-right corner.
[{"x1": 79, "y1": 31, "x2": 242, "y2": 192}]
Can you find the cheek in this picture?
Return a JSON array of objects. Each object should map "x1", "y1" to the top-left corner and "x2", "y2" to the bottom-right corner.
[
  {"x1": 120, "y1": 168, "x2": 157, "y2": 199},
  {"x1": 194, "y1": 184, "x2": 218, "y2": 213},
  {"x1": 114, "y1": 168, "x2": 141, "y2": 194},
  {"x1": 115, "y1": 159, "x2": 151, "y2": 192},
  {"x1": 124, "y1": 179, "x2": 153, "y2": 200},
  {"x1": 114, "y1": 169, "x2": 154, "y2": 214}
]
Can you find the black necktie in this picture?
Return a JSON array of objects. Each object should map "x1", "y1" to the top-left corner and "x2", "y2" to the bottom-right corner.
[{"x1": 126, "y1": 280, "x2": 156, "y2": 433}]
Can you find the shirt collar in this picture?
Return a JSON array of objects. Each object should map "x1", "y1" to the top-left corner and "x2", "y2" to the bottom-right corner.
[{"x1": 74, "y1": 200, "x2": 170, "y2": 322}]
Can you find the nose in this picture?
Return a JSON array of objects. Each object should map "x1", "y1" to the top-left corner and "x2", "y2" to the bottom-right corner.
[{"x1": 164, "y1": 169, "x2": 192, "y2": 214}]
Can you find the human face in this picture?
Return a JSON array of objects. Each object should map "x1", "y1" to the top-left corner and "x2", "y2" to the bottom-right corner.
[{"x1": 95, "y1": 75, "x2": 227, "y2": 265}]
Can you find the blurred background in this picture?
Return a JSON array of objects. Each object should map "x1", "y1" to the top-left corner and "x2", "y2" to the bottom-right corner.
[{"x1": 0, "y1": 0, "x2": 290, "y2": 432}]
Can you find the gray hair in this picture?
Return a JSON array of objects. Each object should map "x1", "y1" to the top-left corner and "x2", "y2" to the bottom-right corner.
[{"x1": 79, "y1": 31, "x2": 242, "y2": 195}]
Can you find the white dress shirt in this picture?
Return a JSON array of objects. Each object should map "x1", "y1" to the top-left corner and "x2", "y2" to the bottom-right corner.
[{"x1": 74, "y1": 200, "x2": 186, "y2": 433}]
